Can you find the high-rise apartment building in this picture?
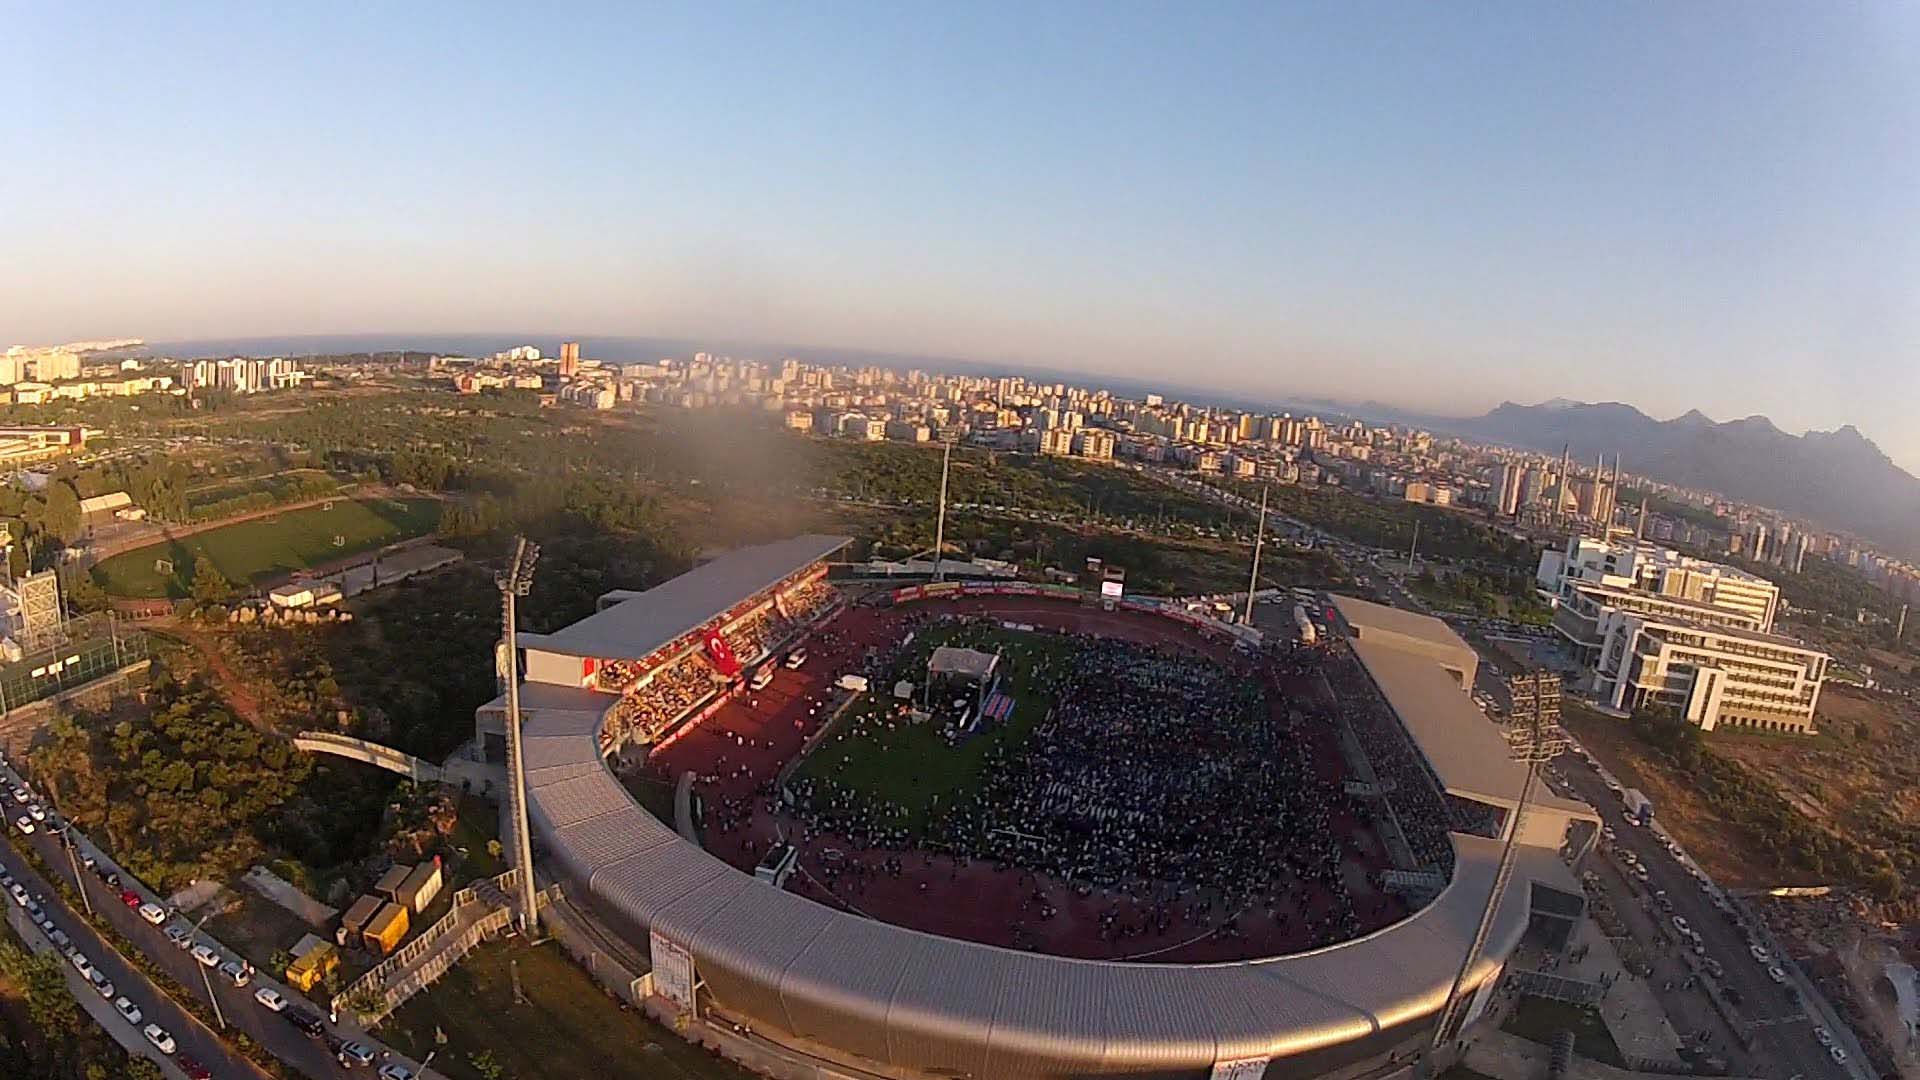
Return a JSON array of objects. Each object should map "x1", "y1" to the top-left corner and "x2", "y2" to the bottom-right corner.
[{"x1": 559, "y1": 340, "x2": 581, "y2": 377}]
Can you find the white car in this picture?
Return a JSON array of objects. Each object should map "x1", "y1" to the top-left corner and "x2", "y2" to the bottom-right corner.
[
  {"x1": 1813, "y1": 1027, "x2": 1833, "y2": 1047},
  {"x1": 70, "y1": 953, "x2": 94, "y2": 978},
  {"x1": 254, "y1": 986, "x2": 289, "y2": 1012},
  {"x1": 1750, "y1": 943, "x2": 1771, "y2": 963},
  {"x1": 219, "y1": 958, "x2": 251, "y2": 987},
  {"x1": 1767, "y1": 965, "x2": 1787, "y2": 984},
  {"x1": 113, "y1": 995, "x2": 142, "y2": 1025},
  {"x1": 142, "y1": 1023, "x2": 175, "y2": 1055},
  {"x1": 1829, "y1": 1047, "x2": 1848, "y2": 1065},
  {"x1": 137, "y1": 902, "x2": 166, "y2": 926},
  {"x1": 6, "y1": 883, "x2": 26, "y2": 906},
  {"x1": 1671, "y1": 915, "x2": 1691, "y2": 935},
  {"x1": 190, "y1": 943, "x2": 221, "y2": 968},
  {"x1": 14, "y1": 816, "x2": 33, "y2": 834},
  {"x1": 87, "y1": 969, "x2": 114, "y2": 999},
  {"x1": 26, "y1": 803, "x2": 44, "y2": 822}
]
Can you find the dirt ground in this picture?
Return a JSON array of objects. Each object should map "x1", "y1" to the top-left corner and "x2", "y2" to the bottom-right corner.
[
  {"x1": 1559, "y1": 702, "x2": 1778, "y2": 888},
  {"x1": 1563, "y1": 687, "x2": 1920, "y2": 894},
  {"x1": 1711, "y1": 685, "x2": 1920, "y2": 839}
]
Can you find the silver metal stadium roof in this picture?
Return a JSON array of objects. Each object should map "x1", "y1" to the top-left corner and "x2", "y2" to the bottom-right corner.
[
  {"x1": 509, "y1": 584, "x2": 1578, "y2": 1078},
  {"x1": 518, "y1": 534, "x2": 850, "y2": 661}
]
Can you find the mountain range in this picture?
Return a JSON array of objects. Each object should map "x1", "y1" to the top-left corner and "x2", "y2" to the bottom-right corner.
[{"x1": 1448, "y1": 400, "x2": 1920, "y2": 559}]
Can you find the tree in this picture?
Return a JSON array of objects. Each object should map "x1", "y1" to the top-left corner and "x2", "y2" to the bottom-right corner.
[
  {"x1": 470, "y1": 1050, "x2": 506, "y2": 1080},
  {"x1": 124, "y1": 1059, "x2": 165, "y2": 1080},
  {"x1": 189, "y1": 554, "x2": 231, "y2": 606}
]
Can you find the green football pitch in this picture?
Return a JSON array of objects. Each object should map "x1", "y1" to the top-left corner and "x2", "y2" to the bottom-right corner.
[
  {"x1": 792, "y1": 622, "x2": 1078, "y2": 833},
  {"x1": 92, "y1": 497, "x2": 442, "y2": 598}
]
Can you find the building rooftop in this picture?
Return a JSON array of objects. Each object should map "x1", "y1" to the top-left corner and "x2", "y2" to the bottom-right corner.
[
  {"x1": 520, "y1": 534, "x2": 851, "y2": 662},
  {"x1": 1328, "y1": 594, "x2": 1478, "y2": 684},
  {"x1": 1348, "y1": 636, "x2": 1525, "y2": 804}
]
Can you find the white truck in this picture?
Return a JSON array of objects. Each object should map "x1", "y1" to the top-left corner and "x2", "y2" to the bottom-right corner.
[
  {"x1": 1622, "y1": 788, "x2": 1653, "y2": 826},
  {"x1": 1293, "y1": 605, "x2": 1318, "y2": 644}
]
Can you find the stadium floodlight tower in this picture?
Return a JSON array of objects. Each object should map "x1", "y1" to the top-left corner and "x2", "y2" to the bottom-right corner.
[
  {"x1": 931, "y1": 437, "x2": 953, "y2": 582},
  {"x1": 1422, "y1": 667, "x2": 1557, "y2": 1077},
  {"x1": 496, "y1": 536, "x2": 542, "y2": 934},
  {"x1": 1242, "y1": 483, "x2": 1269, "y2": 624}
]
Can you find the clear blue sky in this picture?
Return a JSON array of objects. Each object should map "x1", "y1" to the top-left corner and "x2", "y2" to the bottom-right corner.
[{"x1": 5, "y1": 3, "x2": 1917, "y2": 465}]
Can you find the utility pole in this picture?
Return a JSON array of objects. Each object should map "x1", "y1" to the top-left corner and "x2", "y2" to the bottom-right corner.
[
  {"x1": 496, "y1": 537, "x2": 542, "y2": 935},
  {"x1": 1243, "y1": 484, "x2": 1269, "y2": 624},
  {"x1": 1407, "y1": 520, "x2": 1421, "y2": 574},
  {"x1": 931, "y1": 439, "x2": 952, "y2": 582}
]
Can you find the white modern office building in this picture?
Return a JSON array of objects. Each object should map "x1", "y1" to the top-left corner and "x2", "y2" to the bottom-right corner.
[{"x1": 1539, "y1": 536, "x2": 1828, "y2": 734}]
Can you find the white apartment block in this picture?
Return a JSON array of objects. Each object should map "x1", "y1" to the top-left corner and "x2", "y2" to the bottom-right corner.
[{"x1": 1539, "y1": 536, "x2": 1825, "y2": 734}]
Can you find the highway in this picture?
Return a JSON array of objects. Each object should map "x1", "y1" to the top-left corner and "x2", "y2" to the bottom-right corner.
[
  {"x1": 1548, "y1": 749, "x2": 1858, "y2": 1080},
  {"x1": 0, "y1": 758, "x2": 434, "y2": 1080},
  {"x1": 0, "y1": 833, "x2": 265, "y2": 1080}
]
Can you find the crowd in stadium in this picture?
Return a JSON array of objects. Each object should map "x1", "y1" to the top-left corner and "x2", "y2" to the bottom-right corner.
[
  {"x1": 1321, "y1": 649, "x2": 1456, "y2": 871},
  {"x1": 780, "y1": 622, "x2": 1398, "y2": 951},
  {"x1": 605, "y1": 650, "x2": 721, "y2": 742}
]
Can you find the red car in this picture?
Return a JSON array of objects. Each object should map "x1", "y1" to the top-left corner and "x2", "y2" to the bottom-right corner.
[
  {"x1": 119, "y1": 889, "x2": 142, "y2": 908},
  {"x1": 178, "y1": 1056, "x2": 212, "y2": 1080}
]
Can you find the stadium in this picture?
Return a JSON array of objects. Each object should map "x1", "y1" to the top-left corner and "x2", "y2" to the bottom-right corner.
[{"x1": 476, "y1": 535, "x2": 1599, "y2": 1080}]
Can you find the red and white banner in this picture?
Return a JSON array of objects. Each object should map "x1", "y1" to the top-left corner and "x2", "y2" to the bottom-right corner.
[{"x1": 704, "y1": 629, "x2": 742, "y2": 677}]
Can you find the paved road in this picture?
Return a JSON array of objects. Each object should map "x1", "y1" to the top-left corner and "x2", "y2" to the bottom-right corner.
[
  {"x1": 0, "y1": 761, "x2": 433, "y2": 1080},
  {"x1": 0, "y1": 832, "x2": 264, "y2": 1080},
  {"x1": 1550, "y1": 752, "x2": 1854, "y2": 1080}
]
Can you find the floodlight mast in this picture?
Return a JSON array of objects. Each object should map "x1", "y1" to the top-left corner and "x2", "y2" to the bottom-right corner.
[
  {"x1": 931, "y1": 438, "x2": 953, "y2": 582},
  {"x1": 496, "y1": 536, "x2": 541, "y2": 934}
]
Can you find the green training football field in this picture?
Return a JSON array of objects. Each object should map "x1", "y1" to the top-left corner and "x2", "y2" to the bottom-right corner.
[
  {"x1": 92, "y1": 497, "x2": 442, "y2": 598},
  {"x1": 791, "y1": 622, "x2": 1077, "y2": 833}
]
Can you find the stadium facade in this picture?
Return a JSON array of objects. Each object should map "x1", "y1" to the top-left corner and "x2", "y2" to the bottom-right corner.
[{"x1": 478, "y1": 538, "x2": 1597, "y2": 1080}]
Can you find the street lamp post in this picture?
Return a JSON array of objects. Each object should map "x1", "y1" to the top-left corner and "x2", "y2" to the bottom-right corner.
[{"x1": 495, "y1": 537, "x2": 541, "y2": 935}]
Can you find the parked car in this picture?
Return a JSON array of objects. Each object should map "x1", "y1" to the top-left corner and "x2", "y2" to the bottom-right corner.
[
  {"x1": 340, "y1": 1040, "x2": 378, "y2": 1067},
  {"x1": 178, "y1": 1057, "x2": 213, "y2": 1080},
  {"x1": 138, "y1": 902, "x2": 166, "y2": 926},
  {"x1": 26, "y1": 803, "x2": 44, "y2": 822},
  {"x1": 1829, "y1": 1047, "x2": 1848, "y2": 1065},
  {"x1": 1750, "y1": 943, "x2": 1771, "y2": 963},
  {"x1": 164, "y1": 923, "x2": 193, "y2": 949},
  {"x1": 118, "y1": 889, "x2": 142, "y2": 909},
  {"x1": 189, "y1": 943, "x2": 221, "y2": 968},
  {"x1": 284, "y1": 1007, "x2": 326, "y2": 1037},
  {"x1": 1813, "y1": 1027, "x2": 1833, "y2": 1047},
  {"x1": 87, "y1": 969, "x2": 114, "y2": 999},
  {"x1": 1672, "y1": 915, "x2": 1691, "y2": 935},
  {"x1": 254, "y1": 986, "x2": 289, "y2": 1012},
  {"x1": 142, "y1": 1024, "x2": 176, "y2": 1054},
  {"x1": 14, "y1": 816, "x2": 34, "y2": 834},
  {"x1": 378, "y1": 1064, "x2": 420, "y2": 1080},
  {"x1": 219, "y1": 958, "x2": 251, "y2": 987},
  {"x1": 112, "y1": 996, "x2": 142, "y2": 1025},
  {"x1": 1767, "y1": 965, "x2": 1788, "y2": 984}
]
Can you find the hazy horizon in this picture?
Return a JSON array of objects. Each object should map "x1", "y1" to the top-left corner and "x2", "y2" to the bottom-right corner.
[{"x1": 7, "y1": 4, "x2": 1917, "y2": 466}]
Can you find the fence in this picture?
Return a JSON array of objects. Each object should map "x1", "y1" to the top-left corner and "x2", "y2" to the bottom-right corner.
[
  {"x1": 0, "y1": 613, "x2": 150, "y2": 715},
  {"x1": 335, "y1": 868, "x2": 558, "y2": 1025}
]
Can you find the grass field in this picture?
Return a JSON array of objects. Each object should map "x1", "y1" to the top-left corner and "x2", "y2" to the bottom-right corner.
[
  {"x1": 383, "y1": 939, "x2": 757, "y2": 1080},
  {"x1": 92, "y1": 496, "x2": 441, "y2": 597},
  {"x1": 184, "y1": 467, "x2": 339, "y2": 510},
  {"x1": 792, "y1": 622, "x2": 1077, "y2": 832}
]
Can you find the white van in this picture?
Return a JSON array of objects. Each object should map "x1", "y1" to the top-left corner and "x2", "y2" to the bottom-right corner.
[
  {"x1": 834, "y1": 674, "x2": 869, "y2": 693},
  {"x1": 750, "y1": 666, "x2": 774, "y2": 691},
  {"x1": 784, "y1": 648, "x2": 808, "y2": 670}
]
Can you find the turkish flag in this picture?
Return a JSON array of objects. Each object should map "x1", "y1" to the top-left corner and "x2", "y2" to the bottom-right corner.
[{"x1": 705, "y1": 630, "x2": 742, "y2": 677}]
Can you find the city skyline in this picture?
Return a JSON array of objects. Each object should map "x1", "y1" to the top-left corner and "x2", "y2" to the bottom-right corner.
[{"x1": 7, "y1": 3, "x2": 1918, "y2": 466}]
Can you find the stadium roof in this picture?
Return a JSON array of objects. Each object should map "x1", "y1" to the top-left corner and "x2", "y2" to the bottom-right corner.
[
  {"x1": 519, "y1": 534, "x2": 851, "y2": 661},
  {"x1": 928, "y1": 646, "x2": 999, "y2": 680},
  {"x1": 1328, "y1": 595, "x2": 1478, "y2": 685},
  {"x1": 518, "y1": 694, "x2": 1542, "y2": 1077},
  {"x1": 1348, "y1": 637, "x2": 1526, "y2": 803}
]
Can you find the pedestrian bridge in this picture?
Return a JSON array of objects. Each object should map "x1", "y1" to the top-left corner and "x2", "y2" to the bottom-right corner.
[{"x1": 294, "y1": 730, "x2": 444, "y2": 783}]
